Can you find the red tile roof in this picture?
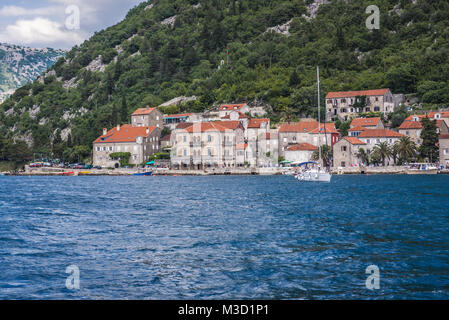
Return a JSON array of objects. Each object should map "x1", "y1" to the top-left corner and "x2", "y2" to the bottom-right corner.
[
  {"x1": 359, "y1": 129, "x2": 404, "y2": 138},
  {"x1": 350, "y1": 117, "x2": 382, "y2": 128},
  {"x1": 179, "y1": 121, "x2": 242, "y2": 133},
  {"x1": 132, "y1": 107, "x2": 156, "y2": 115},
  {"x1": 248, "y1": 118, "x2": 270, "y2": 128},
  {"x1": 94, "y1": 124, "x2": 157, "y2": 143},
  {"x1": 309, "y1": 123, "x2": 339, "y2": 134},
  {"x1": 285, "y1": 143, "x2": 318, "y2": 152},
  {"x1": 405, "y1": 112, "x2": 449, "y2": 121},
  {"x1": 219, "y1": 103, "x2": 247, "y2": 111},
  {"x1": 343, "y1": 137, "x2": 366, "y2": 145},
  {"x1": 399, "y1": 119, "x2": 445, "y2": 129},
  {"x1": 279, "y1": 120, "x2": 319, "y2": 133},
  {"x1": 440, "y1": 134, "x2": 449, "y2": 139},
  {"x1": 348, "y1": 126, "x2": 367, "y2": 132},
  {"x1": 221, "y1": 111, "x2": 249, "y2": 120},
  {"x1": 326, "y1": 89, "x2": 390, "y2": 99}
]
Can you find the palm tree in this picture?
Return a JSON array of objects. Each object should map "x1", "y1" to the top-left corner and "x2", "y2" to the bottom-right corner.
[
  {"x1": 372, "y1": 142, "x2": 392, "y2": 166},
  {"x1": 394, "y1": 137, "x2": 417, "y2": 164},
  {"x1": 357, "y1": 148, "x2": 369, "y2": 166},
  {"x1": 312, "y1": 145, "x2": 333, "y2": 168}
]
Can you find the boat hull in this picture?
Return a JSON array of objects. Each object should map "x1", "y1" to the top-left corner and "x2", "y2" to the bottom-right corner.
[
  {"x1": 296, "y1": 171, "x2": 332, "y2": 182},
  {"x1": 406, "y1": 169, "x2": 438, "y2": 175}
]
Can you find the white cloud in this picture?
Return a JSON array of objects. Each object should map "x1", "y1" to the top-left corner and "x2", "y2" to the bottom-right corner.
[
  {"x1": 0, "y1": 17, "x2": 85, "y2": 48},
  {"x1": 0, "y1": 5, "x2": 62, "y2": 17}
]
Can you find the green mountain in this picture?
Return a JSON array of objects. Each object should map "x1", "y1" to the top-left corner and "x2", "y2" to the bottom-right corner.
[
  {"x1": 0, "y1": 43, "x2": 65, "y2": 103},
  {"x1": 2, "y1": 0, "x2": 449, "y2": 161}
]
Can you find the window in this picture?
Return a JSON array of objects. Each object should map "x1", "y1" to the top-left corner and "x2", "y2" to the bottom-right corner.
[
  {"x1": 341, "y1": 146, "x2": 347, "y2": 152},
  {"x1": 183, "y1": 135, "x2": 187, "y2": 143},
  {"x1": 283, "y1": 138, "x2": 287, "y2": 143},
  {"x1": 183, "y1": 149, "x2": 187, "y2": 156},
  {"x1": 366, "y1": 107, "x2": 371, "y2": 112},
  {"x1": 208, "y1": 148, "x2": 212, "y2": 156},
  {"x1": 375, "y1": 97, "x2": 379, "y2": 101},
  {"x1": 109, "y1": 147, "x2": 113, "y2": 151},
  {"x1": 96, "y1": 147, "x2": 100, "y2": 151},
  {"x1": 208, "y1": 135, "x2": 212, "y2": 142},
  {"x1": 341, "y1": 161, "x2": 346, "y2": 167},
  {"x1": 366, "y1": 139, "x2": 370, "y2": 144},
  {"x1": 293, "y1": 136, "x2": 297, "y2": 141},
  {"x1": 444, "y1": 149, "x2": 449, "y2": 155},
  {"x1": 374, "y1": 107, "x2": 380, "y2": 112}
]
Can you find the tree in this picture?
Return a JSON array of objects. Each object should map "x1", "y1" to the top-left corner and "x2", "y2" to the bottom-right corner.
[
  {"x1": 312, "y1": 145, "x2": 333, "y2": 168},
  {"x1": 394, "y1": 136, "x2": 417, "y2": 164},
  {"x1": 419, "y1": 117, "x2": 439, "y2": 163},
  {"x1": 357, "y1": 148, "x2": 370, "y2": 166},
  {"x1": 335, "y1": 118, "x2": 351, "y2": 137},
  {"x1": 5, "y1": 140, "x2": 32, "y2": 170},
  {"x1": 372, "y1": 142, "x2": 392, "y2": 166},
  {"x1": 289, "y1": 69, "x2": 301, "y2": 87},
  {"x1": 120, "y1": 96, "x2": 128, "y2": 124}
]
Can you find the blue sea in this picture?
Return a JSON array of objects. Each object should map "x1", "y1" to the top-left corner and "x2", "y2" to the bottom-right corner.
[{"x1": 0, "y1": 175, "x2": 449, "y2": 300}]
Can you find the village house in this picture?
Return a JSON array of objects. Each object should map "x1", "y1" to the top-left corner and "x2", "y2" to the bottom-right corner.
[
  {"x1": 399, "y1": 114, "x2": 449, "y2": 145},
  {"x1": 218, "y1": 103, "x2": 250, "y2": 118},
  {"x1": 170, "y1": 121, "x2": 245, "y2": 169},
  {"x1": 332, "y1": 137, "x2": 367, "y2": 168},
  {"x1": 160, "y1": 134, "x2": 171, "y2": 150},
  {"x1": 325, "y1": 89, "x2": 395, "y2": 122},
  {"x1": 348, "y1": 117, "x2": 385, "y2": 137},
  {"x1": 358, "y1": 129, "x2": 405, "y2": 165},
  {"x1": 284, "y1": 143, "x2": 318, "y2": 164},
  {"x1": 244, "y1": 118, "x2": 279, "y2": 167},
  {"x1": 439, "y1": 134, "x2": 449, "y2": 169},
  {"x1": 278, "y1": 120, "x2": 338, "y2": 157},
  {"x1": 93, "y1": 124, "x2": 161, "y2": 168},
  {"x1": 131, "y1": 107, "x2": 163, "y2": 128}
]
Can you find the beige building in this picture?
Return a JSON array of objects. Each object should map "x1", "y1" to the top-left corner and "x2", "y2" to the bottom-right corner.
[
  {"x1": 358, "y1": 129, "x2": 405, "y2": 166},
  {"x1": 171, "y1": 121, "x2": 245, "y2": 169},
  {"x1": 284, "y1": 143, "x2": 318, "y2": 164},
  {"x1": 278, "y1": 120, "x2": 339, "y2": 157},
  {"x1": 399, "y1": 115, "x2": 449, "y2": 145},
  {"x1": 245, "y1": 118, "x2": 279, "y2": 167},
  {"x1": 131, "y1": 107, "x2": 163, "y2": 128},
  {"x1": 440, "y1": 134, "x2": 449, "y2": 169},
  {"x1": 93, "y1": 125, "x2": 161, "y2": 167},
  {"x1": 350, "y1": 117, "x2": 384, "y2": 130},
  {"x1": 333, "y1": 137, "x2": 367, "y2": 168},
  {"x1": 326, "y1": 89, "x2": 395, "y2": 122}
]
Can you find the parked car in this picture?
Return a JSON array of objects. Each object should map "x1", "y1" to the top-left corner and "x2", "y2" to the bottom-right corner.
[
  {"x1": 84, "y1": 164, "x2": 93, "y2": 169},
  {"x1": 29, "y1": 163, "x2": 43, "y2": 168},
  {"x1": 43, "y1": 162, "x2": 53, "y2": 167}
]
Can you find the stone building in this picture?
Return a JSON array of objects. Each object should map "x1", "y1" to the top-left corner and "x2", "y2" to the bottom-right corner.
[
  {"x1": 439, "y1": 134, "x2": 449, "y2": 169},
  {"x1": 284, "y1": 143, "x2": 318, "y2": 164},
  {"x1": 332, "y1": 137, "x2": 367, "y2": 168},
  {"x1": 325, "y1": 89, "x2": 395, "y2": 122},
  {"x1": 93, "y1": 125, "x2": 161, "y2": 168},
  {"x1": 131, "y1": 107, "x2": 163, "y2": 128},
  {"x1": 170, "y1": 121, "x2": 245, "y2": 169},
  {"x1": 399, "y1": 116, "x2": 449, "y2": 145}
]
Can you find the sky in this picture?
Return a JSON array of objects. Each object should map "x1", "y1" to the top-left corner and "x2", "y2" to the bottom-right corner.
[{"x1": 0, "y1": 0, "x2": 144, "y2": 50}]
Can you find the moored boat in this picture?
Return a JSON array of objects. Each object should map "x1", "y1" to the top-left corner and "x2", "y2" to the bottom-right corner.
[{"x1": 406, "y1": 163, "x2": 438, "y2": 175}]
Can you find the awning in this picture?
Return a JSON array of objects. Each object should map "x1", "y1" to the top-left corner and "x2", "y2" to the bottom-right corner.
[
  {"x1": 146, "y1": 161, "x2": 155, "y2": 165},
  {"x1": 296, "y1": 161, "x2": 317, "y2": 167}
]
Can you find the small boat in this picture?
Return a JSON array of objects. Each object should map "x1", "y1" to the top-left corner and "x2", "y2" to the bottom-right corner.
[
  {"x1": 133, "y1": 171, "x2": 153, "y2": 176},
  {"x1": 406, "y1": 163, "x2": 438, "y2": 175},
  {"x1": 59, "y1": 171, "x2": 75, "y2": 176}
]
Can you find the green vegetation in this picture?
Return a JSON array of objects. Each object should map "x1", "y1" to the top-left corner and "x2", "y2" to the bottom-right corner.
[
  {"x1": 419, "y1": 116, "x2": 439, "y2": 162},
  {"x1": 2, "y1": 0, "x2": 449, "y2": 159},
  {"x1": 110, "y1": 152, "x2": 131, "y2": 167}
]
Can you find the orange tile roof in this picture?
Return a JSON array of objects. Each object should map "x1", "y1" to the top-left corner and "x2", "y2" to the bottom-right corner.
[
  {"x1": 132, "y1": 107, "x2": 156, "y2": 115},
  {"x1": 285, "y1": 143, "x2": 318, "y2": 152},
  {"x1": 405, "y1": 112, "x2": 449, "y2": 121},
  {"x1": 309, "y1": 123, "x2": 339, "y2": 134},
  {"x1": 440, "y1": 134, "x2": 449, "y2": 139},
  {"x1": 399, "y1": 121, "x2": 423, "y2": 130},
  {"x1": 326, "y1": 89, "x2": 390, "y2": 99},
  {"x1": 219, "y1": 103, "x2": 247, "y2": 111},
  {"x1": 221, "y1": 111, "x2": 249, "y2": 120},
  {"x1": 350, "y1": 117, "x2": 382, "y2": 128},
  {"x1": 180, "y1": 121, "x2": 242, "y2": 133},
  {"x1": 248, "y1": 118, "x2": 270, "y2": 128},
  {"x1": 94, "y1": 124, "x2": 157, "y2": 143},
  {"x1": 343, "y1": 137, "x2": 366, "y2": 145},
  {"x1": 359, "y1": 129, "x2": 404, "y2": 138},
  {"x1": 279, "y1": 120, "x2": 319, "y2": 133},
  {"x1": 348, "y1": 126, "x2": 367, "y2": 132},
  {"x1": 400, "y1": 119, "x2": 445, "y2": 129}
]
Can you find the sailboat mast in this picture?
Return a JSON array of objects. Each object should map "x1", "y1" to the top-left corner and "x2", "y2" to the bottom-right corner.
[{"x1": 317, "y1": 66, "x2": 322, "y2": 163}]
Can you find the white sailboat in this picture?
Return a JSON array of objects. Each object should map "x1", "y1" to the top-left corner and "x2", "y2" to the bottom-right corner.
[{"x1": 296, "y1": 66, "x2": 332, "y2": 183}]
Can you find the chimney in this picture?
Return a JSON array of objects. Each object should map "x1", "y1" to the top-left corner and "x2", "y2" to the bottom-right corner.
[
  {"x1": 117, "y1": 124, "x2": 121, "y2": 131},
  {"x1": 103, "y1": 128, "x2": 107, "y2": 135},
  {"x1": 146, "y1": 127, "x2": 150, "y2": 135}
]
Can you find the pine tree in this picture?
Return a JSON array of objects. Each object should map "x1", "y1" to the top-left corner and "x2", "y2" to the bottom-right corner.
[
  {"x1": 289, "y1": 70, "x2": 301, "y2": 87},
  {"x1": 120, "y1": 96, "x2": 128, "y2": 124}
]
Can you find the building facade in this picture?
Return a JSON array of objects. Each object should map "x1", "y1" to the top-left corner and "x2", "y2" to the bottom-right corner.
[
  {"x1": 131, "y1": 107, "x2": 163, "y2": 128},
  {"x1": 325, "y1": 89, "x2": 395, "y2": 122},
  {"x1": 332, "y1": 137, "x2": 367, "y2": 168},
  {"x1": 440, "y1": 134, "x2": 449, "y2": 169},
  {"x1": 93, "y1": 125, "x2": 161, "y2": 167}
]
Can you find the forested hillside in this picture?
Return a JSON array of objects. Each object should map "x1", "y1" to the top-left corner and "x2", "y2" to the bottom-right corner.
[{"x1": 1, "y1": 0, "x2": 449, "y2": 161}]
